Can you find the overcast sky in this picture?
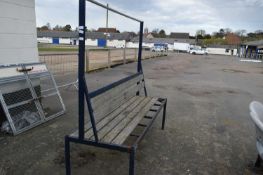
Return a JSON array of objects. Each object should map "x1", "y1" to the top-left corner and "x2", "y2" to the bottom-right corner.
[{"x1": 35, "y1": 0, "x2": 263, "y2": 35}]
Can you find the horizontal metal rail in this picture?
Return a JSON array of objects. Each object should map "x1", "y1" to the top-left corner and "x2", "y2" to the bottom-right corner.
[
  {"x1": 89, "y1": 72, "x2": 142, "y2": 98},
  {"x1": 86, "y1": 0, "x2": 142, "y2": 22},
  {"x1": 134, "y1": 98, "x2": 167, "y2": 146},
  {"x1": 67, "y1": 135, "x2": 131, "y2": 152}
]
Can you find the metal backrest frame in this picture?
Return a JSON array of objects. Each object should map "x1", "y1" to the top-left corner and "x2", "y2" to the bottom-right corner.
[{"x1": 78, "y1": 0, "x2": 145, "y2": 142}]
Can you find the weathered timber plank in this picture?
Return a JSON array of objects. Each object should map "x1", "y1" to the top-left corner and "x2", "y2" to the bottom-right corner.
[
  {"x1": 89, "y1": 96, "x2": 147, "y2": 140},
  {"x1": 93, "y1": 83, "x2": 144, "y2": 119},
  {"x1": 111, "y1": 98, "x2": 158, "y2": 145},
  {"x1": 84, "y1": 96, "x2": 142, "y2": 139},
  {"x1": 101, "y1": 97, "x2": 152, "y2": 143},
  {"x1": 91, "y1": 74, "x2": 143, "y2": 105}
]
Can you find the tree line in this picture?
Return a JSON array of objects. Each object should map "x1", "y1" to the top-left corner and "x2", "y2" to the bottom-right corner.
[
  {"x1": 37, "y1": 23, "x2": 73, "y2": 32},
  {"x1": 37, "y1": 23, "x2": 263, "y2": 44}
]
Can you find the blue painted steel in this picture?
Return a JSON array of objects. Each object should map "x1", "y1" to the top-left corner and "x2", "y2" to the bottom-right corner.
[
  {"x1": 65, "y1": 136, "x2": 71, "y2": 175},
  {"x1": 162, "y1": 100, "x2": 167, "y2": 130},
  {"x1": 64, "y1": 1, "x2": 168, "y2": 175},
  {"x1": 83, "y1": 77, "x2": 99, "y2": 141},
  {"x1": 52, "y1": 38, "x2": 59, "y2": 44},
  {"x1": 129, "y1": 147, "x2": 136, "y2": 175},
  {"x1": 67, "y1": 136, "x2": 130, "y2": 152},
  {"x1": 89, "y1": 72, "x2": 142, "y2": 98},
  {"x1": 98, "y1": 38, "x2": 107, "y2": 47},
  {"x1": 78, "y1": 0, "x2": 86, "y2": 140},
  {"x1": 137, "y1": 22, "x2": 144, "y2": 73},
  {"x1": 142, "y1": 78, "x2": 148, "y2": 96},
  {"x1": 134, "y1": 98, "x2": 167, "y2": 145},
  {"x1": 86, "y1": 0, "x2": 142, "y2": 22}
]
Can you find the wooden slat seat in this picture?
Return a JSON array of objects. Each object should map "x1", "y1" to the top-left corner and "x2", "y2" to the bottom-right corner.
[
  {"x1": 71, "y1": 96, "x2": 162, "y2": 145},
  {"x1": 66, "y1": 72, "x2": 167, "y2": 175}
]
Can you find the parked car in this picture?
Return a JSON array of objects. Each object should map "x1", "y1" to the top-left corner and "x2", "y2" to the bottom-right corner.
[
  {"x1": 151, "y1": 46, "x2": 165, "y2": 52},
  {"x1": 189, "y1": 48, "x2": 208, "y2": 55}
]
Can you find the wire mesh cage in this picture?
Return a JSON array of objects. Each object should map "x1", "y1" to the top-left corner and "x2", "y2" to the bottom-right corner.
[
  {"x1": 27, "y1": 67, "x2": 65, "y2": 120},
  {"x1": 0, "y1": 63, "x2": 65, "y2": 135}
]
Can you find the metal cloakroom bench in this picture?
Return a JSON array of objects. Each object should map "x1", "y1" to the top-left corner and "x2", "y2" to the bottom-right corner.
[{"x1": 65, "y1": 72, "x2": 167, "y2": 175}]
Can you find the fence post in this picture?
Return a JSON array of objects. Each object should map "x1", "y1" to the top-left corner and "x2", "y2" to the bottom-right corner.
[
  {"x1": 134, "y1": 48, "x2": 137, "y2": 61},
  {"x1": 123, "y1": 47, "x2": 126, "y2": 64},
  {"x1": 108, "y1": 49, "x2": 111, "y2": 68},
  {"x1": 85, "y1": 49, "x2": 89, "y2": 72}
]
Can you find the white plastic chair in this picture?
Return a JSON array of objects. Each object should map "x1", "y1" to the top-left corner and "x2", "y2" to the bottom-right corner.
[{"x1": 250, "y1": 101, "x2": 263, "y2": 167}]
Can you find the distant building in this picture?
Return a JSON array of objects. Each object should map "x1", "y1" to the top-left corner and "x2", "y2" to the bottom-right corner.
[
  {"x1": 127, "y1": 36, "x2": 195, "y2": 51},
  {"x1": 97, "y1": 28, "x2": 118, "y2": 33},
  {"x1": 37, "y1": 31, "x2": 133, "y2": 48},
  {"x1": 225, "y1": 33, "x2": 241, "y2": 45},
  {"x1": 239, "y1": 40, "x2": 263, "y2": 59},
  {"x1": 206, "y1": 45, "x2": 238, "y2": 56},
  {"x1": 170, "y1": 32, "x2": 189, "y2": 39}
]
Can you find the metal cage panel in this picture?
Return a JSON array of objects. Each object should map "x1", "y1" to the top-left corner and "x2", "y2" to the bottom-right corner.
[{"x1": 0, "y1": 63, "x2": 65, "y2": 135}]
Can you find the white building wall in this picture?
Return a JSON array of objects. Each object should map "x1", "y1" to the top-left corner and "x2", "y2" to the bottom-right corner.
[
  {"x1": 107, "y1": 40, "x2": 125, "y2": 48},
  {"x1": 85, "y1": 39, "x2": 97, "y2": 46},
  {"x1": 143, "y1": 43, "x2": 154, "y2": 48},
  {"x1": 167, "y1": 44, "x2": 174, "y2": 51},
  {"x1": 126, "y1": 42, "x2": 139, "y2": 48},
  {"x1": 207, "y1": 48, "x2": 237, "y2": 56},
  {"x1": 59, "y1": 38, "x2": 71, "y2": 44},
  {"x1": 0, "y1": 0, "x2": 38, "y2": 64},
  {"x1": 37, "y1": 37, "x2": 52, "y2": 44}
]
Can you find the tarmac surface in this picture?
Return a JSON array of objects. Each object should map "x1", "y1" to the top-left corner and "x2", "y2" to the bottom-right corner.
[{"x1": 1, "y1": 53, "x2": 263, "y2": 175}]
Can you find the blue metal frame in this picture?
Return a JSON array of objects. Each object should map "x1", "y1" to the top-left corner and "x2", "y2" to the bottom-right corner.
[
  {"x1": 89, "y1": 72, "x2": 142, "y2": 98},
  {"x1": 64, "y1": 1, "x2": 165, "y2": 175},
  {"x1": 78, "y1": 0, "x2": 86, "y2": 140}
]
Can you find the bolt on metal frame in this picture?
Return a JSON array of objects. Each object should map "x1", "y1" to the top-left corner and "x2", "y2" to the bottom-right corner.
[{"x1": 64, "y1": 1, "x2": 167, "y2": 175}]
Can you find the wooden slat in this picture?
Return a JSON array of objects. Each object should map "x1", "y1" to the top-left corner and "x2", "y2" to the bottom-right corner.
[
  {"x1": 71, "y1": 96, "x2": 139, "y2": 138},
  {"x1": 93, "y1": 83, "x2": 144, "y2": 120},
  {"x1": 93, "y1": 82, "x2": 139, "y2": 113},
  {"x1": 84, "y1": 96, "x2": 143, "y2": 139},
  {"x1": 92, "y1": 82, "x2": 138, "y2": 110},
  {"x1": 89, "y1": 96, "x2": 147, "y2": 140},
  {"x1": 111, "y1": 98, "x2": 157, "y2": 145},
  {"x1": 92, "y1": 74, "x2": 143, "y2": 105},
  {"x1": 101, "y1": 97, "x2": 152, "y2": 143}
]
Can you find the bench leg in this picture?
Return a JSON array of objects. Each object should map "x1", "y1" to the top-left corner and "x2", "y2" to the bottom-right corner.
[
  {"x1": 129, "y1": 147, "x2": 136, "y2": 175},
  {"x1": 65, "y1": 136, "x2": 71, "y2": 175},
  {"x1": 162, "y1": 101, "x2": 167, "y2": 130},
  {"x1": 255, "y1": 154, "x2": 262, "y2": 167}
]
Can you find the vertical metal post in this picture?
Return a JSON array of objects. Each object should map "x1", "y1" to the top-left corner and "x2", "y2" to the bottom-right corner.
[
  {"x1": 65, "y1": 136, "x2": 71, "y2": 175},
  {"x1": 134, "y1": 48, "x2": 137, "y2": 61},
  {"x1": 83, "y1": 77, "x2": 99, "y2": 142},
  {"x1": 162, "y1": 101, "x2": 167, "y2": 130},
  {"x1": 85, "y1": 50, "x2": 89, "y2": 72},
  {"x1": 78, "y1": 0, "x2": 86, "y2": 140},
  {"x1": 108, "y1": 49, "x2": 111, "y2": 68},
  {"x1": 137, "y1": 22, "x2": 144, "y2": 73},
  {"x1": 129, "y1": 147, "x2": 136, "y2": 175},
  {"x1": 123, "y1": 43, "x2": 126, "y2": 64}
]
